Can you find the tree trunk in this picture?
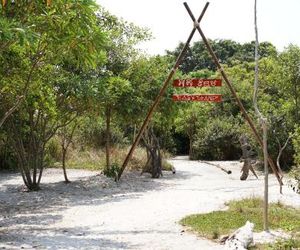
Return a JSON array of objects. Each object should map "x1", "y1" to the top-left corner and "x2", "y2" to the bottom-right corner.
[
  {"x1": 239, "y1": 135, "x2": 258, "y2": 180},
  {"x1": 59, "y1": 122, "x2": 78, "y2": 183},
  {"x1": 105, "y1": 106, "x2": 111, "y2": 172},
  {"x1": 9, "y1": 120, "x2": 42, "y2": 191},
  {"x1": 189, "y1": 136, "x2": 193, "y2": 159},
  {"x1": 62, "y1": 148, "x2": 70, "y2": 183},
  {"x1": 141, "y1": 128, "x2": 162, "y2": 178}
]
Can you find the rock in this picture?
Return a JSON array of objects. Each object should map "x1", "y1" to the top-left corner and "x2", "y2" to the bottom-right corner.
[{"x1": 224, "y1": 221, "x2": 254, "y2": 250}]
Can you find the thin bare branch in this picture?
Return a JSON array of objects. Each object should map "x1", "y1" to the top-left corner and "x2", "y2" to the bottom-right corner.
[{"x1": 0, "y1": 95, "x2": 24, "y2": 128}]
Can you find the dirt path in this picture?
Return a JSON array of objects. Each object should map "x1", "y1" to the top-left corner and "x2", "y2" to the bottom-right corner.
[{"x1": 0, "y1": 156, "x2": 299, "y2": 249}]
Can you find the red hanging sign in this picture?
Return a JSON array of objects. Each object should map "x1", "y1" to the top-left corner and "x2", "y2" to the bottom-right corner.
[
  {"x1": 172, "y1": 94, "x2": 222, "y2": 102},
  {"x1": 173, "y1": 79, "x2": 222, "y2": 88}
]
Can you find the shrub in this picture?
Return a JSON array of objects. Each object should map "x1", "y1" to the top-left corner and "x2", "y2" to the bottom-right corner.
[
  {"x1": 103, "y1": 162, "x2": 120, "y2": 179},
  {"x1": 293, "y1": 126, "x2": 300, "y2": 167},
  {"x1": 0, "y1": 133, "x2": 17, "y2": 170},
  {"x1": 79, "y1": 117, "x2": 128, "y2": 149},
  {"x1": 292, "y1": 126, "x2": 300, "y2": 192},
  {"x1": 45, "y1": 137, "x2": 61, "y2": 163},
  {"x1": 191, "y1": 116, "x2": 242, "y2": 160}
]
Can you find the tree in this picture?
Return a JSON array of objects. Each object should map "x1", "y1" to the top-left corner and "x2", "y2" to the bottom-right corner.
[
  {"x1": 0, "y1": 16, "x2": 37, "y2": 127},
  {"x1": 95, "y1": 9, "x2": 151, "y2": 173},
  {"x1": 99, "y1": 76, "x2": 131, "y2": 172},
  {"x1": 58, "y1": 120, "x2": 79, "y2": 183},
  {"x1": 1, "y1": 0, "x2": 106, "y2": 191},
  {"x1": 166, "y1": 39, "x2": 277, "y2": 74},
  {"x1": 278, "y1": 45, "x2": 300, "y2": 122}
]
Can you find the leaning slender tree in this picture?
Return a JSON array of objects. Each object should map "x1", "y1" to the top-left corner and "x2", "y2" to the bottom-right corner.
[{"x1": 253, "y1": 0, "x2": 269, "y2": 231}]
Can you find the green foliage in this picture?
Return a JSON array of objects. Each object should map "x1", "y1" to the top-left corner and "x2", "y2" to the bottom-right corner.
[
  {"x1": 65, "y1": 148, "x2": 104, "y2": 171},
  {"x1": 98, "y1": 8, "x2": 151, "y2": 75},
  {"x1": 180, "y1": 198, "x2": 300, "y2": 241},
  {"x1": 45, "y1": 137, "x2": 62, "y2": 163},
  {"x1": 167, "y1": 40, "x2": 277, "y2": 73},
  {"x1": 292, "y1": 126, "x2": 300, "y2": 191},
  {"x1": 293, "y1": 127, "x2": 300, "y2": 167},
  {"x1": 266, "y1": 237, "x2": 300, "y2": 250},
  {"x1": 124, "y1": 55, "x2": 173, "y2": 124},
  {"x1": 192, "y1": 116, "x2": 242, "y2": 160},
  {"x1": 79, "y1": 116, "x2": 128, "y2": 148},
  {"x1": 0, "y1": 136, "x2": 17, "y2": 170},
  {"x1": 0, "y1": 0, "x2": 107, "y2": 190},
  {"x1": 103, "y1": 162, "x2": 120, "y2": 179}
]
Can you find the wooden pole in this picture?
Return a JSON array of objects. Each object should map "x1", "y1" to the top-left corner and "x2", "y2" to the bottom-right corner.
[
  {"x1": 254, "y1": 0, "x2": 269, "y2": 231},
  {"x1": 262, "y1": 121, "x2": 269, "y2": 231},
  {"x1": 117, "y1": 2, "x2": 210, "y2": 180},
  {"x1": 183, "y1": 2, "x2": 283, "y2": 186}
]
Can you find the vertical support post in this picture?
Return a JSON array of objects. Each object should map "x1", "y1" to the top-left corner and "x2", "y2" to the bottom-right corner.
[
  {"x1": 262, "y1": 121, "x2": 269, "y2": 231},
  {"x1": 117, "y1": 2, "x2": 210, "y2": 180},
  {"x1": 183, "y1": 2, "x2": 283, "y2": 186}
]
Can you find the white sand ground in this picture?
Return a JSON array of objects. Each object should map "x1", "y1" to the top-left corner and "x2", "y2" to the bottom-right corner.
[{"x1": 0, "y1": 156, "x2": 299, "y2": 250}]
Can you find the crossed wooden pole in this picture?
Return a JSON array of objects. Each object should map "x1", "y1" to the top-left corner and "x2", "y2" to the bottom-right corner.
[{"x1": 117, "y1": 2, "x2": 283, "y2": 188}]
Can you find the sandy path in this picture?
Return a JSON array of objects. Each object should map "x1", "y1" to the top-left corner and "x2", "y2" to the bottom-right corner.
[{"x1": 0, "y1": 156, "x2": 299, "y2": 249}]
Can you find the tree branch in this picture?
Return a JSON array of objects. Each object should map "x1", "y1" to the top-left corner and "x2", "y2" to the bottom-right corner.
[{"x1": 0, "y1": 95, "x2": 24, "y2": 128}]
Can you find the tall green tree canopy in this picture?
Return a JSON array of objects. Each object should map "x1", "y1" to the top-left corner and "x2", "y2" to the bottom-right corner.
[
  {"x1": 0, "y1": 0, "x2": 107, "y2": 190},
  {"x1": 167, "y1": 39, "x2": 277, "y2": 73}
]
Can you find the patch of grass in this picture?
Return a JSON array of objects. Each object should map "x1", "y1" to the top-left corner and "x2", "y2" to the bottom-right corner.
[
  {"x1": 267, "y1": 237, "x2": 300, "y2": 250},
  {"x1": 64, "y1": 146, "x2": 146, "y2": 171},
  {"x1": 51, "y1": 146, "x2": 175, "y2": 173},
  {"x1": 66, "y1": 149, "x2": 105, "y2": 171},
  {"x1": 180, "y1": 197, "x2": 300, "y2": 242}
]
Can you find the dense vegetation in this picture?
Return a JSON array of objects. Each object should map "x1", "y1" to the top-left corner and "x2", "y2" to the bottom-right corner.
[{"x1": 0, "y1": 0, "x2": 300, "y2": 191}]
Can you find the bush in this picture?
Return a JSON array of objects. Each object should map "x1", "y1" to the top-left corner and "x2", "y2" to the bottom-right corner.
[
  {"x1": 0, "y1": 144, "x2": 17, "y2": 170},
  {"x1": 293, "y1": 126, "x2": 300, "y2": 167},
  {"x1": 292, "y1": 126, "x2": 300, "y2": 192},
  {"x1": 79, "y1": 117, "x2": 128, "y2": 148},
  {"x1": 45, "y1": 137, "x2": 61, "y2": 164},
  {"x1": 0, "y1": 133, "x2": 17, "y2": 170},
  {"x1": 191, "y1": 116, "x2": 242, "y2": 160},
  {"x1": 103, "y1": 162, "x2": 120, "y2": 179}
]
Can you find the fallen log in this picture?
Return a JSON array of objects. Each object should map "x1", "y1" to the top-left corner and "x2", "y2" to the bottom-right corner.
[{"x1": 200, "y1": 161, "x2": 232, "y2": 175}]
